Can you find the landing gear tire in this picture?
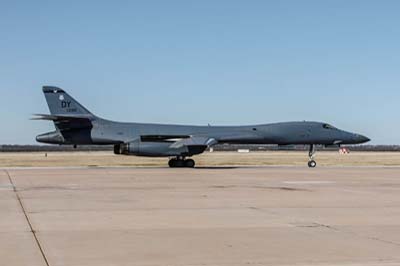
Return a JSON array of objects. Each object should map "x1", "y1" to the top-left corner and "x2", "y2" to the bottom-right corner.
[
  {"x1": 168, "y1": 158, "x2": 195, "y2": 168},
  {"x1": 184, "y1": 159, "x2": 195, "y2": 168},
  {"x1": 308, "y1": 160, "x2": 317, "y2": 168},
  {"x1": 175, "y1": 159, "x2": 185, "y2": 167},
  {"x1": 168, "y1": 159, "x2": 177, "y2": 168}
]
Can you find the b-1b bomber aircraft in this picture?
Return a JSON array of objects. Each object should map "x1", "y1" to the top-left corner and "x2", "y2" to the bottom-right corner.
[{"x1": 34, "y1": 86, "x2": 370, "y2": 168}]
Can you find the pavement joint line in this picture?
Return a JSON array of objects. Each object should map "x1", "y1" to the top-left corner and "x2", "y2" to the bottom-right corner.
[
  {"x1": 253, "y1": 205, "x2": 400, "y2": 249},
  {"x1": 330, "y1": 225, "x2": 400, "y2": 248},
  {"x1": 4, "y1": 170, "x2": 50, "y2": 266}
]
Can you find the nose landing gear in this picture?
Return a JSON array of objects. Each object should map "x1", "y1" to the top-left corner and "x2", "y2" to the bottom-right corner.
[
  {"x1": 308, "y1": 160, "x2": 317, "y2": 168},
  {"x1": 168, "y1": 157, "x2": 195, "y2": 168},
  {"x1": 308, "y1": 144, "x2": 317, "y2": 168}
]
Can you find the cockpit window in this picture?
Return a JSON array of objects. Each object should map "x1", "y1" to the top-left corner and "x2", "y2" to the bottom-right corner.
[{"x1": 323, "y1": 124, "x2": 337, "y2": 130}]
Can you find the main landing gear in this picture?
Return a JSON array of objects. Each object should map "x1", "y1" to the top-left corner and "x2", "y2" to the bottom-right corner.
[
  {"x1": 168, "y1": 157, "x2": 195, "y2": 168},
  {"x1": 308, "y1": 144, "x2": 317, "y2": 168}
]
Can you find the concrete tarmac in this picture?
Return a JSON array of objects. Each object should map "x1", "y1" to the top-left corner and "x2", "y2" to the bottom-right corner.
[{"x1": 1, "y1": 166, "x2": 400, "y2": 266}]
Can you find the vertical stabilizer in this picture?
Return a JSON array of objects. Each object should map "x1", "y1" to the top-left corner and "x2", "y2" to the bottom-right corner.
[{"x1": 42, "y1": 86, "x2": 94, "y2": 116}]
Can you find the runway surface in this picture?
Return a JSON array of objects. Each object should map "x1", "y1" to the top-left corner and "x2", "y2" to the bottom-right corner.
[{"x1": 1, "y1": 166, "x2": 400, "y2": 266}]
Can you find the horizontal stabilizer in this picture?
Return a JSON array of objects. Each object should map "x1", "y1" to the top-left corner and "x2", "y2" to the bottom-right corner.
[
  {"x1": 31, "y1": 114, "x2": 93, "y2": 130},
  {"x1": 31, "y1": 113, "x2": 94, "y2": 121}
]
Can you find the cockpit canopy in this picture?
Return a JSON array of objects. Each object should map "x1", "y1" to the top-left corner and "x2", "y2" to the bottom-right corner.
[{"x1": 322, "y1": 124, "x2": 337, "y2": 130}]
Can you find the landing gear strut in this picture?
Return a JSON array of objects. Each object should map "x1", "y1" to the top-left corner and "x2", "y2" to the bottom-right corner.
[
  {"x1": 308, "y1": 144, "x2": 317, "y2": 168},
  {"x1": 168, "y1": 157, "x2": 195, "y2": 168}
]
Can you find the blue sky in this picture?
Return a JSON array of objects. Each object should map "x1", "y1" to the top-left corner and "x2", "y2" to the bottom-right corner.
[{"x1": 0, "y1": 1, "x2": 399, "y2": 144}]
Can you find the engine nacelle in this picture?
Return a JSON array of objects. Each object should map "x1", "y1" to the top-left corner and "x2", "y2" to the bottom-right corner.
[
  {"x1": 120, "y1": 140, "x2": 187, "y2": 157},
  {"x1": 119, "y1": 140, "x2": 208, "y2": 157}
]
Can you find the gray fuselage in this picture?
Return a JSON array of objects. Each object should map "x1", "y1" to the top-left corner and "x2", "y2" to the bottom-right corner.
[{"x1": 42, "y1": 118, "x2": 368, "y2": 146}]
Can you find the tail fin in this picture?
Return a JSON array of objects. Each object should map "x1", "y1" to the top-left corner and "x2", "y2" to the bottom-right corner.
[{"x1": 42, "y1": 86, "x2": 94, "y2": 116}]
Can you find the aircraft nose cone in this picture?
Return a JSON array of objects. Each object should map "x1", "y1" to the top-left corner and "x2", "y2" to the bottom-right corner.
[{"x1": 355, "y1": 134, "x2": 370, "y2": 144}]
